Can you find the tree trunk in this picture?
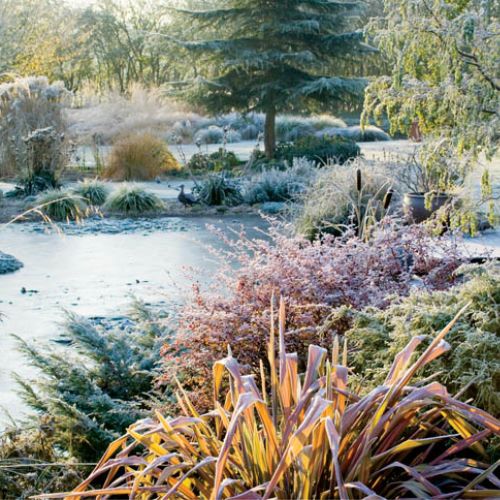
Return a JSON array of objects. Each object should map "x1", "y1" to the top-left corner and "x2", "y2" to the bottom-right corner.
[{"x1": 264, "y1": 106, "x2": 276, "y2": 159}]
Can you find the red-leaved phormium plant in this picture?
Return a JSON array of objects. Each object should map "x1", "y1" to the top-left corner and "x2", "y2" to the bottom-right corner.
[{"x1": 161, "y1": 221, "x2": 463, "y2": 410}]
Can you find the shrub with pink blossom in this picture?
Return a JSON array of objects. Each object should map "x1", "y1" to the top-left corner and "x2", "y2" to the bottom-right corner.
[{"x1": 161, "y1": 221, "x2": 463, "y2": 410}]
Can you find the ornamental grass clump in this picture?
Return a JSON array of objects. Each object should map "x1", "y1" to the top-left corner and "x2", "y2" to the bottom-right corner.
[
  {"x1": 50, "y1": 300, "x2": 500, "y2": 499},
  {"x1": 35, "y1": 189, "x2": 88, "y2": 221},
  {"x1": 295, "y1": 159, "x2": 395, "y2": 240},
  {"x1": 244, "y1": 158, "x2": 318, "y2": 205},
  {"x1": 72, "y1": 179, "x2": 109, "y2": 206},
  {"x1": 196, "y1": 174, "x2": 243, "y2": 206},
  {"x1": 104, "y1": 185, "x2": 164, "y2": 215},
  {"x1": 0, "y1": 421, "x2": 86, "y2": 499},
  {"x1": 104, "y1": 132, "x2": 180, "y2": 181},
  {"x1": 0, "y1": 77, "x2": 69, "y2": 194}
]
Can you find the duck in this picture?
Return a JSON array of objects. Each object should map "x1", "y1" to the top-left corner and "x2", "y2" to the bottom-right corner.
[{"x1": 178, "y1": 184, "x2": 198, "y2": 207}]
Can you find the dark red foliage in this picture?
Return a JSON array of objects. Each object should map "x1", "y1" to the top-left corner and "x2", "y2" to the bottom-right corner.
[{"x1": 161, "y1": 221, "x2": 463, "y2": 410}]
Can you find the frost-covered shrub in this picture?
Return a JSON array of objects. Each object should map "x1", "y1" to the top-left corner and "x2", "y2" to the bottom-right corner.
[
  {"x1": 226, "y1": 129, "x2": 242, "y2": 142},
  {"x1": 295, "y1": 159, "x2": 394, "y2": 240},
  {"x1": 244, "y1": 158, "x2": 318, "y2": 204},
  {"x1": 104, "y1": 185, "x2": 164, "y2": 214},
  {"x1": 276, "y1": 115, "x2": 348, "y2": 142},
  {"x1": 318, "y1": 125, "x2": 390, "y2": 142},
  {"x1": 276, "y1": 116, "x2": 316, "y2": 142},
  {"x1": 213, "y1": 111, "x2": 246, "y2": 130},
  {"x1": 13, "y1": 302, "x2": 166, "y2": 462},
  {"x1": 104, "y1": 133, "x2": 180, "y2": 181},
  {"x1": 276, "y1": 135, "x2": 360, "y2": 164},
  {"x1": 187, "y1": 149, "x2": 241, "y2": 172},
  {"x1": 167, "y1": 120, "x2": 195, "y2": 143},
  {"x1": 240, "y1": 123, "x2": 260, "y2": 140},
  {"x1": 0, "y1": 77, "x2": 69, "y2": 193},
  {"x1": 194, "y1": 125, "x2": 225, "y2": 144},
  {"x1": 161, "y1": 222, "x2": 463, "y2": 410},
  {"x1": 309, "y1": 114, "x2": 347, "y2": 130},
  {"x1": 343, "y1": 265, "x2": 500, "y2": 414}
]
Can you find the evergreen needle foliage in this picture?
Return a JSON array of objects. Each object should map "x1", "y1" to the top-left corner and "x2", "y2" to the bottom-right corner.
[
  {"x1": 50, "y1": 300, "x2": 500, "y2": 499},
  {"x1": 339, "y1": 264, "x2": 500, "y2": 414},
  {"x1": 175, "y1": 0, "x2": 374, "y2": 157},
  {"x1": 12, "y1": 302, "x2": 166, "y2": 462},
  {"x1": 104, "y1": 185, "x2": 165, "y2": 214}
]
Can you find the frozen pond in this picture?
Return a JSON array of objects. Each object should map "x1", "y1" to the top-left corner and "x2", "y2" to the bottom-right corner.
[{"x1": 0, "y1": 215, "x2": 267, "y2": 424}]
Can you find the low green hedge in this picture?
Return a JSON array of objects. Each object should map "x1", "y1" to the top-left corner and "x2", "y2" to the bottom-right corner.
[{"x1": 275, "y1": 136, "x2": 360, "y2": 165}]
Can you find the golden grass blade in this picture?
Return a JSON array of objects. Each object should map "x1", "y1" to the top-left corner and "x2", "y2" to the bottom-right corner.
[
  {"x1": 372, "y1": 435, "x2": 458, "y2": 462},
  {"x1": 215, "y1": 478, "x2": 243, "y2": 500},
  {"x1": 211, "y1": 392, "x2": 262, "y2": 500},
  {"x1": 325, "y1": 417, "x2": 348, "y2": 499},
  {"x1": 164, "y1": 456, "x2": 217, "y2": 498},
  {"x1": 303, "y1": 345, "x2": 328, "y2": 393},
  {"x1": 268, "y1": 294, "x2": 278, "y2": 427},
  {"x1": 263, "y1": 397, "x2": 330, "y2": 499},
  {"x1": 384, "y1": 336, "x2": 425, "y2": 386},
  {"x1": 394, "y1": 302, "x2": 471, "y2": 392},
  {"x1": 127, "y1": 427, "x2": 169, "y2": 457},
  {"x1": 174, "y1": 375, "x2": 201, "y2": 418}
]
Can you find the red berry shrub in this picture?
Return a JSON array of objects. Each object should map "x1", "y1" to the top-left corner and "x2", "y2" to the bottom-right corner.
[{"x1": 161, "y1": 221, "x2": 462, "y2": 410}]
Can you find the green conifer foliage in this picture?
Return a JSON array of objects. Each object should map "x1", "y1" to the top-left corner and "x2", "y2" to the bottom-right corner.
[{"x1": 174, "y1": 0, "x2": 374, "y2": 157}]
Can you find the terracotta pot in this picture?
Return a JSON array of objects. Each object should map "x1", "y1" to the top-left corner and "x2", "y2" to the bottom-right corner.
[{"x1": 402, "y1": 192, "x2": 451, "y2": 223}]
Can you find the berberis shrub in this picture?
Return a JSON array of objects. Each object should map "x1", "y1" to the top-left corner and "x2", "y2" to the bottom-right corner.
[
  {"x1": 53, "y1": 301, "x2": 500, "y2": 499},
  {"x1": 162, "y1": 222, "x2": 462, "y2": 410}
]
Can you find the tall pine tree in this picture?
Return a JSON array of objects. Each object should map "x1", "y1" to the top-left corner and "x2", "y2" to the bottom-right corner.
[{"x1": 173, "y1": 0, "x2": 374, "y2": 157}]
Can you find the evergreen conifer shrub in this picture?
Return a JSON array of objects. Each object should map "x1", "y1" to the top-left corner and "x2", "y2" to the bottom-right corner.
[{"x1": 13, "y1": 303, "x2": 167, "y2": 462}]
